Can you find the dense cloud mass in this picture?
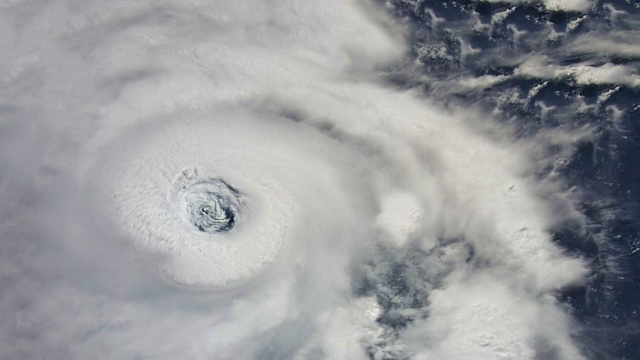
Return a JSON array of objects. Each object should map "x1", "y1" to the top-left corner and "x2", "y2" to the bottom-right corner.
[{"x1": 2, "y1": 0, "x2": 638, "y2": 359}]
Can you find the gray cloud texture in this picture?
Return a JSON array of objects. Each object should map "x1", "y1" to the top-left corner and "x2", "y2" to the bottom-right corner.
[{"x1": 0, "y1": 0, "x2": 592, "y2": 359}]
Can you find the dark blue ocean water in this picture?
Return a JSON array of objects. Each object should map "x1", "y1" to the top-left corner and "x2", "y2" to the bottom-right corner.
[{"x1": 381, "y1": 1, "x2": 640, "y2": 358}]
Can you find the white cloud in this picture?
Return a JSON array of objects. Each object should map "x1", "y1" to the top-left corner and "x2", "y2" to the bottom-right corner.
[{"x1": 0, "y1": 0, "x2": 590, "y2": 359}]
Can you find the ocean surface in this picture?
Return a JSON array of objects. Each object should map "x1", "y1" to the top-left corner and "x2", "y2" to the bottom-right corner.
[{"x1": 382, "y1": 1, "x2": 640, "y2": 357}]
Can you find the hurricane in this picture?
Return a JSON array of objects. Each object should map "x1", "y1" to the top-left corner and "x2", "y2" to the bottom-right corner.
[{"x1": 1, "y1": 0, "x2": 639, "y2": 359}]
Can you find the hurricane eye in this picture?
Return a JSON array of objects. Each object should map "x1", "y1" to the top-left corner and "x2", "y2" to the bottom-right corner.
[{"x1": 175, "y1": 172, "x2": 242, "y2": 234}]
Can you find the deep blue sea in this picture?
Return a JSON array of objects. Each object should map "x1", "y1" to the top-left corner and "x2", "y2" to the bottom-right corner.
[{"x1": 383, "y1": 0, "x2": 640, "y2": 358}]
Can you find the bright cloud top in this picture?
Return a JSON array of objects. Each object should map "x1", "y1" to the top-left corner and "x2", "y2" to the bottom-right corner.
[{"x1": 0, "y1": 0, "x2": 590, "y2": 359}]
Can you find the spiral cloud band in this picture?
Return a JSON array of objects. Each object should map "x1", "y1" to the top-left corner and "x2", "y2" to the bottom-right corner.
[{"x1": 0, "y1": 0, "x2": 594, "y2": 359}]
